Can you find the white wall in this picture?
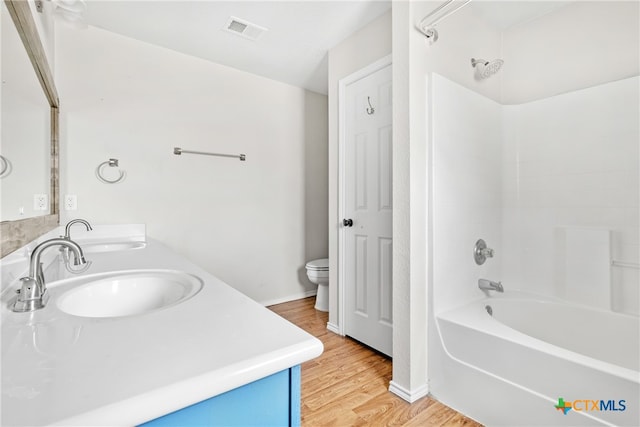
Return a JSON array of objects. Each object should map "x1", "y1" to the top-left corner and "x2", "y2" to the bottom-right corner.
[
  {"x1": 56, "y1": 24, "x2": 328, "y2": 305},
  {"x1": 327, "y1": 11, "x2": 391, "y2": 327},
  {"x1": 390, "y1": 0, "x2": 503, "y2": 401},
  {"x1": 502, "y1": 1, "x2": 639, "y2": 104},
  {"x1": 391, "y1": 2, "x2": 416, "y2": 399}
]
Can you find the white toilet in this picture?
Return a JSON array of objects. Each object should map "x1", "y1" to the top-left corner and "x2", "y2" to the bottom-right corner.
[{"x1": 305, "y1": 258, "x2": 329, "y2": 312}]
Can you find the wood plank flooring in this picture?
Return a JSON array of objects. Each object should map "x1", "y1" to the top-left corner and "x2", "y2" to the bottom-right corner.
[{"x1": 268, "y1": 297, "x2": 482, "y2": 427}]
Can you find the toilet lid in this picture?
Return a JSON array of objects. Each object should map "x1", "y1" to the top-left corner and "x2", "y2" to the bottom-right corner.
[{"x1": 305, "y1": 258, "x2": 329, "y2": 271}]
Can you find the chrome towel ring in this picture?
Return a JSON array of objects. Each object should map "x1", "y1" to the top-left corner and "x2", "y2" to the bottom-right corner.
[
  {"x1": 0, "y1": 155, "x2": 10, "y2": 178},
  {"x1": 96, "y1": 158, "x2": 126, "y2": 184}
]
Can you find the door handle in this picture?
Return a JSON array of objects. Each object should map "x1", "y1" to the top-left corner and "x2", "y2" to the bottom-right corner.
[{"x1": 343, "y1": 218, "x2": 353, "y2": 227}]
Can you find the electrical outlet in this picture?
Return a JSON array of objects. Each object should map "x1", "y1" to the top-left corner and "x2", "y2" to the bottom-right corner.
[
  {"x1": 33, "y1": 194, "x2": 48, "y2": 211},
  {"x1": 64, "y1": 194, "x2": 77, "y2": 211}
]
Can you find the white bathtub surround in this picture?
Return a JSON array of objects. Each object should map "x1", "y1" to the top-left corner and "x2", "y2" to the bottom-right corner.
[
  {"x1": 502, "y1": 76, "x2": 639, "y2": 314},
  {"x1": 430, "y1": 73, "x2": 639, "y2": 425},
  {"x1": 435, "y1": 292, "x2": 639, "y2": 426},
  {"x1": 432, "y1": 74, "x2": 640, "y2": 316},
  {"x1": 1, "y1": 228, "x2": 323, "y2": 426},
  {"x1": 432, "y1": 73, "x2": 503, "y2": 313},
  {"x1": 563, "y1": 228, "x2": 611, "y2": 310}
]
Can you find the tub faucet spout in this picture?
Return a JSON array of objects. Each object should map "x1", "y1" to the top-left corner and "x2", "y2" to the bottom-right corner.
[{"x1": 478, "y1": 278, "x2": 503, "y2": 293}]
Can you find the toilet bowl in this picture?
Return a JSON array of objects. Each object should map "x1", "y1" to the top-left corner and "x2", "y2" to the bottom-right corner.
[{"x1": 305, "y1": 258, "x2": 329, "y2": 312}]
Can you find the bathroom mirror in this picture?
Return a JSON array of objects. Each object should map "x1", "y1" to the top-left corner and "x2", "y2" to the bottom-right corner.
[
  {"x1": 1, "y1": 1, "x2": 50, "y2": 221},
  {"x1": 0, "y1": 0, "x2": 60, "y2": 257}
]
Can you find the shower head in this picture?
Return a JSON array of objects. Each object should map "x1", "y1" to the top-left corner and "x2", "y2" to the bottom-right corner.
[{"x1": 471, "y1": 58, "x2": 504, "y2": 80}]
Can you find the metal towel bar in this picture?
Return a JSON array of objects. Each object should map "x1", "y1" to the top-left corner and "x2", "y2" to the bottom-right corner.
[
  {"x1": 611, "y1": 260, "x2": 640, "y2": 269},
  {"x1": 174, "y1": 147, "x2": 246, "y2": 161}
]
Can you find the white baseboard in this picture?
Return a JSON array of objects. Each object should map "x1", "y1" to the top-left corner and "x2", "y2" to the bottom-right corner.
[
  {"x1": 389, "y1": 381, "x2": 429, "y2": 403},
  {"x1": 326, "y1": 322, "x2": 341, "y2": 335},
  {"x1": 260, "y1": 290, "x2": 317, "y2": 307}
]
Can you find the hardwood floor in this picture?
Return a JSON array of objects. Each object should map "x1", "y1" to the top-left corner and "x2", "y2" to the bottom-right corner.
[{"x1": 268, "y1": 297, "x2": 482, "y2": 427}]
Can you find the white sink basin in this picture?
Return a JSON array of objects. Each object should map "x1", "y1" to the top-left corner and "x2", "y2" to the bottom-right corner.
[
  {"x1": 82, "y1": 241, "x2": 146, "y2": 254},
  {"x1": 56, "y1": 270, "x2": 203, "y2": 318}
]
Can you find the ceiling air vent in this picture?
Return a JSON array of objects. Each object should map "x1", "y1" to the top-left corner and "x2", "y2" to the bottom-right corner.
[{"x1": 223, "y1": 16, "x2": 268, "y2": 41}]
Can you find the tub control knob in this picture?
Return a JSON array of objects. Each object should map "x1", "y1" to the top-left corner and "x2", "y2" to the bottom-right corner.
[
  {"x1": 474, "y1": 239, "x2": 494, "y2": 265},
  {"x1": 343, "y1": 218, "x2": 353, "y2": 227}
]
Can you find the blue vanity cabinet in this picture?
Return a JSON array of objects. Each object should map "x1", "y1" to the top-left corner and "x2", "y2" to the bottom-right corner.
[{"x1": 139, "y1": 366, "x2": 301, "y2": 427}]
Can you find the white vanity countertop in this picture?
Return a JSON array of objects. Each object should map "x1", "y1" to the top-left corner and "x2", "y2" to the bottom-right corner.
[{"x1": 1, "y1": 234, "x2": 323, "y2": 426}]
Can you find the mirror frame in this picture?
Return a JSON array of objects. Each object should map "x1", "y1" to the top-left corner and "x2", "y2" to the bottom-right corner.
[{"x1": 1, "y1": 0, "x2": 59, "y2": 257}]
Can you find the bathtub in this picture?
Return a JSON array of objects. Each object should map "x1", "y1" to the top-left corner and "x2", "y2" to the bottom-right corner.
[{"x1": 435, "y1": 292, "x2": 640, "y2": 426}]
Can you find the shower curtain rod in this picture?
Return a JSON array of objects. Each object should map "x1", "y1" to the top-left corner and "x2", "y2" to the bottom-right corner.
[{"x1": 417, "y1": 0, "x2": 471, "y2": 39}]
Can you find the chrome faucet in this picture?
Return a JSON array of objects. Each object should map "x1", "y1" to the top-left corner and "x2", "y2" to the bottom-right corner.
[
  {"x1": 64, "y1": 218, "x2": 92, "y2": 239},
  {"x1": 478, "y1": 278, "x2": 503, "y2": 293},
  {"x1": 61, "y1": 219, "x2": 92, "y2": 267},
  {"x1": 12, "y1": 238, "x2": 87, "y2": 312}
]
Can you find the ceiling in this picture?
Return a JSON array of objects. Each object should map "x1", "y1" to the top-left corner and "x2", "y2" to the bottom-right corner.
[
  {"x1": 469, "y1": 0, "x2": 574, "y2": 30},
  {"x1": 84, "y1": 1, "x2": 392, "y2": 95},
  {"x1": 81, "y1": 1, "x2": 574, "y2": 95}
]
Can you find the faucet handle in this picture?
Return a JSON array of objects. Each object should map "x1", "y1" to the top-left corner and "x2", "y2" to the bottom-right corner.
[
  {"x1": 481, "y1": 247, "x2": 494, "y2": 258},
  {"x1": 18, "y1": 277, "x2": 39, "y2": 299},
  {"x1": 474, "y1": 239, "x2": 495, "y2": 265},
  {"x1": 12, "y1": 277, "x2": 48, "y2": 312}
]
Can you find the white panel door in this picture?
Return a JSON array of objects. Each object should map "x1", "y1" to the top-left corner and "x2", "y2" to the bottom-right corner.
[{"x1": 343, "y1": 64, "x2": 392, "y2": 356}]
